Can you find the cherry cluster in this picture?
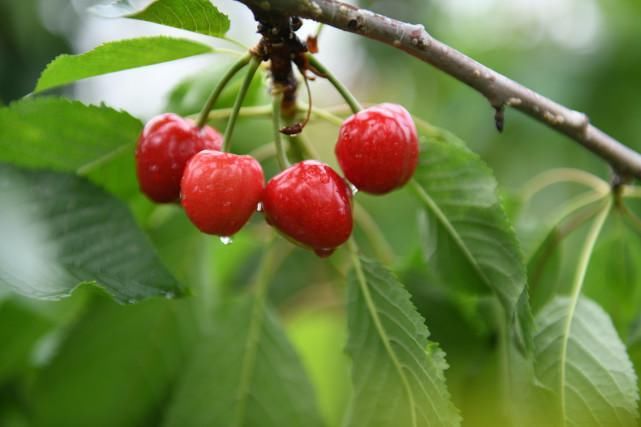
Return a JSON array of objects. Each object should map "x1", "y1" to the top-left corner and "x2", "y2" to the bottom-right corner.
[{"x1": 135, "y1": 103, "x2": 418, "y2": 257}]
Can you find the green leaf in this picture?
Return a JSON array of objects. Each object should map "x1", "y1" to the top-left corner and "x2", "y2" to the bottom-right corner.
[
  {"x1": 92, "y1": 0, "x2": 230, "y2": 37},
  {"x1": 410, "y1": 134, "x2": 532, "y2": 351},
  {"x1": 0, "y1": 299, "x2": 53, "y2": 384},
  {"x1": 584, "y1": 216, "x2": 641, "y2": 336},
  {"x1": 287, "y1": 309, "x2": 351, "y2": 427},
  {"x1": 527, "y1": 226, "x2": 564, "y2": 311},
  {"x1": 35, "y1": 36, "x2": 214, "y2": 93},
  {"x1": 534, "y1": 296, "x2": 639, "y2": 426},
  {"x1": 166, "y1": 63, "x2": 269, "y2": 116},
  {"x1": 345, "y1": 256, "x2": 461, "y2": 427},
  {"x1": 31, "y1": 297, "x2": 195, "y2": 427},
  {"x1": 0, "y1": 97, "x2": 141, "y2": 198},
  {"x1": 164, "y1": 296, "x2": 324, "y2": 427},
  {"x1": 0, "y1": 164, "x2": 183, "y2": 302}
]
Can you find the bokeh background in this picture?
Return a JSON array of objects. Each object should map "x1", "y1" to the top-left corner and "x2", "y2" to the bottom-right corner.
[{"x1": 2, "y1": 1, "x2": 641, "y2": 426}]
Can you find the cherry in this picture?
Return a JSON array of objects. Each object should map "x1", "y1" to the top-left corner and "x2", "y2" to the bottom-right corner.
[
  {"x1": 181, "y1": 150, "x2": 264, "y2": 237},
  {"x1": 135, "y1": 113, "x2": 222, "y2": 203},
  {"x1": 263, "y1": 160, "x2": 353, "y2": 257},
  {"x1": 335, "y1": 103, "x2": 419, "y2": 194}
]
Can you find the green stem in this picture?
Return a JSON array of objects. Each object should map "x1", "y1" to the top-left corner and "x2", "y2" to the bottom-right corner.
[
  {"x1": 307, "y1": 54, "x2": 363, "y2": 114},
  {"x1": 558, "y1": 197, "x2": 612, "y2": 425},
  {"x1": 308, "y1": 105, "x2": 345, "y2": 126},
  {"x1": 197, "y1": 53, "x2": 252, "y2": 128},
  {"x1": 353, "y1": 202, "x2": 396, "y2": 265},
  {"x1": 526, "y1": 191, "x2": 608, "y2": 263},
  {"x1": 521, "y1": 168, "x2": 609, "y2": 203},
  {"x1": 271, "y1": 92, "x2": 290, "y2": 170},
  {"x1": 314, "y1": 23, "x2": 325, "y2": 39},
  {"x1": 233, "y1": 237, "x2": 288, "y2": 427},
  {"x1": 290, "y1": 132, "x2": 320, "y2": 161},
  {"x1": 623, "y1": 186, "x2": 641, "y2": 199},
  {"x1": 222, "y1": 56, "x2": 261, "y2": 152},
  {"x1": 194, "y1": 105, "x2": 272, "y2": 122}
]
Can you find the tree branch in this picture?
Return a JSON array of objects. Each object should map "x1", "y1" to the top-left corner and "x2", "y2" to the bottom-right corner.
[{"x1": 235, "y1": 0, "x2": 641, "y2": 180}]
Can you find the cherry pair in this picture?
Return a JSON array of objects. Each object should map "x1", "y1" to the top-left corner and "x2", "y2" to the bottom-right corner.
[{"x1": 135, "y1": 102, "x2": 418, "y2": 257}]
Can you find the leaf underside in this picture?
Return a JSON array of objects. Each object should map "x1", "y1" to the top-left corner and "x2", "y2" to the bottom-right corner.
[
  {"x1": 31, "y1": 297, "x2": 194, "y2": 427},
  {"x1": 0, "y1": 164, "x2": 183, "y2": 302},
  {"x1": 163, "y1": 296, "x2": 324, "y2": 427}
]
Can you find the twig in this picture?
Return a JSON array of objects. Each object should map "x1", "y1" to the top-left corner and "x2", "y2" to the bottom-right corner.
[{"x1": 235, "y1": 0, "x2": 641, "y2": 179}]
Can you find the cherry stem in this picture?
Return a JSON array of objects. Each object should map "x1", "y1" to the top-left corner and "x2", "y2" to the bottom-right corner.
[
  {"x1": 306, "y1": 54, "x2": 363, "y2": 114},
  {"x1": 354, "y1": 202, "x2": 396, "y2": 265},
  {"x1": 289, "y1": 132, "x2": 319, "y2": 161},
  {"x1": 197, "y1": 53, "x2": 252, "y2": 129},
  {"x1": 221, "y1": 56, "x2": 262, "y2": 152},
  {"x1": 271, "y1": 92, "x2": 291, "y2": 170}
]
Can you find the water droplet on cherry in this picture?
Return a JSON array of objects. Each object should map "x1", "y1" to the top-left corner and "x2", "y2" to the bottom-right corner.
[
  {"x1": 219, "y1": 236, "x2": 233, "y2": 245},
  {"x1": 314, "y1": 247, "x2": 335, "y2": 258}
]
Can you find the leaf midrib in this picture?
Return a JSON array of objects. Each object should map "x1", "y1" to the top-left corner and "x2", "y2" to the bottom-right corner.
[
  {"x1": 350, "y1": 249, "x2": 418, "y2": 427},
  {"x1": 409, "y1": 179, "x2": 493, "y2": 294},
  {"x1": 232, "y1": 295, "x2": 267, "y2": 427}
]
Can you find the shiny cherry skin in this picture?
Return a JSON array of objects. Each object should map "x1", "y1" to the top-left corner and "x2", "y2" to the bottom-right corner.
[
  {"x1": 335, "y1": 103, "x2": 419, "y2": 194},
  {"x1": 181, "y1": 150, "x2": 264, "y2": 237},
  {"x1": 135, "y1": 113, "x2": 222, "y2": 203},
  {"x1": 263, "y1": 160, "x2": 353, "y2": 257}
]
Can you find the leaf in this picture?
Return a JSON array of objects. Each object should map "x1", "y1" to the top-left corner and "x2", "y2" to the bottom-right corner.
[
  {"x1": 0, "y1": 299, "x2": 54, "y2": 385},
  {"x1": 534, "y1": 296, "x2": 639, "y2": 426},
  {"x1": 584, "y1": 216, "x2": 641, "y2": 336},
  {"x1": 92, "y1": 0, "x2": 230, "y2": 37},
  {"x1": 345, "y1": 256, "x2": 461, "y2": 427},
  {"x1": 0, "y1": 164, "x2": 183, "y2": 302},
  {"x1": 287, "y1": 309, "x2": 351, "y2": 427},
  {"x1": 410, "y1": 134, "x2": 532, "y2": 351},
  {"x1": 527, "y1": 226, "x2": 564, "y2": 311},
  {"x1": 164, "y1": 296, "x2": 324, "y2": 427},
  {"x1": 35, "y1": 36, "x2": 214, "y2": 93},
  {"x1": 0, "y1": 97, "x2": 141, "y2": 198},
  {"x1": 31, "y1": 297, "x2": 195, "y2": 427},
  {"x1": 166, "y1": 62, "x2": 269, "y2": 116}
]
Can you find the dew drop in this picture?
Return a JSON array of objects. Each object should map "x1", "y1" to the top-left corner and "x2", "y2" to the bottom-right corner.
[
  {"x1": 256, "y1": 202, "x2": 264, "y2": 212},
  {"x1": 220, "y1": 236, "x2": 233, "y2": 245},
  {"x1": 349, "y1": 183, "x2": 359, "y2": 195},
  {"x1": 314, "y1": 247, "x2": 335, "y2": 258}
]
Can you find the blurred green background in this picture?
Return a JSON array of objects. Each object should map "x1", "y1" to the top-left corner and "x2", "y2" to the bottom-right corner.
[{"x1": 1, "y1": 1, "x2": 641, "y2": 426}]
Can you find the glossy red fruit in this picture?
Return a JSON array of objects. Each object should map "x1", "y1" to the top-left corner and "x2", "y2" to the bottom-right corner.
[
  {"x1": 335, "y1": 103, "x2": 419, "y2": 194},
  {"x1": 136, "y1": 113, "x2": 222, "y2": 203},
  {"x1": 263, "y1": 160, "x2": 353, "y2": 257},
  {"x1": 181, "y1": 150, "x2": 264, "y2": 237}
]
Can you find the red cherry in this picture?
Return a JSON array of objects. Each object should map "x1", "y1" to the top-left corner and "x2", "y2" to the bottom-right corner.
[
  {"x1": 263, "y1": 160, "x2": 353, "y2": 255},
  {"x1": 135, "y1": 113, "x2": 222, "y2": 203},
  {"x1": 181, "y1": 150, "x2": 264, "y2": 237},
  {"x1": 335, "y1": 103, "x2": 419, "y2": 194}
]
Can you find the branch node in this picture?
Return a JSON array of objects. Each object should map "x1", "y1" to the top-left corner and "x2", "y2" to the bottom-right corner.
[{"x1": 494, "y1": 105, "x2": 505, "y2": 133}]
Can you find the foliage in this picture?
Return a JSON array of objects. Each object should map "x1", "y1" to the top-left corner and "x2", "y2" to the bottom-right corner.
[{"x1": 1, "y1": 1, "x2": 641, "y2": 427}]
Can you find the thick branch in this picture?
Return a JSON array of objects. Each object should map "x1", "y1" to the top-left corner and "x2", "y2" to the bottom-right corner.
[{"x1": 235, "y1": 0, "x2": 641, "y2": 180}]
